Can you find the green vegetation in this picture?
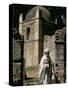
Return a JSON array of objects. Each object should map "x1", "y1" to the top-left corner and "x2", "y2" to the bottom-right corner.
[
  {"x1": 25, "y1": 65, "x2": 40, "y2": 85},
  {"x1": 26, "y1": 65, "x2": 39, "y2": 71}
]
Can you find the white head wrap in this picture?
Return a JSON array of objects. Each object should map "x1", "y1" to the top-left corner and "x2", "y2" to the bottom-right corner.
[{"x1": 44, "y1": 48, "x2": 50, "y2": 53}]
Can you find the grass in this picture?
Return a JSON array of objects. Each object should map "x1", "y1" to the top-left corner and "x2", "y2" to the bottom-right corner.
[{"x1": 24, "y1": 65, "x2": 40, "y2": 85}]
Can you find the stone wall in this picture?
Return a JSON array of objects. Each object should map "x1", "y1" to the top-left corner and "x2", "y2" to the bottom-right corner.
[
  {"x1": 43, "y1": 35, "x2": 56, "y2": 63},
  {"x1": 13, "y1": 38, "x2": 21, "y2": 60},
  {"x1": 23, "y1": 18, "x2": 39, "y2": 67},
  {"x1": 55, "y1": 28, "x2": 66, "y2": 83},
  {"x1": 13, "y1": 38, "x2": 23, "y2": 84}
]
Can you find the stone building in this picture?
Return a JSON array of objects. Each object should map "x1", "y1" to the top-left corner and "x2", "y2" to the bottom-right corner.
[
  {"x1": 18, "y1": 6, "x2": 66, "y2": 83},
  {"x1": 19, "y1": 6, "x2": 66, "y2": 68},
  {"x1": 12, "y1": 5, "x2": 66, "y2": 84}
]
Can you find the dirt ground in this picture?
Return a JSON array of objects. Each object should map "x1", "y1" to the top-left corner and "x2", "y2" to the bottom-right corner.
[{"x1": 24, "y1": 65, "x2": 56, "y2": 85}]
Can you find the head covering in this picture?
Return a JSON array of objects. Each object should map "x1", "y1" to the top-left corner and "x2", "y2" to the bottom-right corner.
[{"x1": 44, "y1": 48, "x2": 50, "y2": 53}]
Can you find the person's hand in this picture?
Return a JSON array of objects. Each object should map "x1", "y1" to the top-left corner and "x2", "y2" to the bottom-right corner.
[
  {"x1": 52, "y1": 73, "x2": 55, "y2": 80},
  {"x1": 44, "y1": 64, "x2": 49, "y2": 68}
]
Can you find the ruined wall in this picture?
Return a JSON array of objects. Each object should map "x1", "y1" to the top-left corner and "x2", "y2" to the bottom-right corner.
[
  {"x1": 23, "y1": 18, "x2": 39, "y2": 67},
  {"x1": 55, "y1": 28, "x2": 66, "y2": 82},
  {"x1": 43, "y1": 35, "x2": 56, "y2": 63},
  {"x1": 13, "y1": 38, "x2": 22, "y2": 83},
  {"x1": 13, "y1": 38, "x2": 21, "y2": 60}
]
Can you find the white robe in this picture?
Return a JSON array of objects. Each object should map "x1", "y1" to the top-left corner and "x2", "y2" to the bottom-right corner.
[{"x1": 39, "y1": 55, "x2": 52, "y2": 84}]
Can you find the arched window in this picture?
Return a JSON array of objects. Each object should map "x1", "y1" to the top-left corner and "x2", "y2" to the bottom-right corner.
[
  {"x1": 26, "y1": 27, "x2": 30, "y2": 40},
  {"x1": 39, "y1": 9, "x2": 42, "y2": 18}
]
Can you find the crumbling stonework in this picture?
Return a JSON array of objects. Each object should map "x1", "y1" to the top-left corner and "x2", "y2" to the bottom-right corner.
[
  {"x1": 11, "y1": 6, "x2": 66, "y2": 83},
  {"x1": 19, "y1": 6, "x2": 66, "y2": 69}
]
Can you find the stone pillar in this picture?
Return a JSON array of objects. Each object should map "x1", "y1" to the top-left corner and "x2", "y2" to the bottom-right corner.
[
  {"x1": 19, "y1": 14, "x2": 23, "y2": 35},
  {"x1": 36, "y1": 8, "x2": 39, "y2": 18},
  {"x1": 55, "y1": 18, "x2": 57, "y2": 24}
]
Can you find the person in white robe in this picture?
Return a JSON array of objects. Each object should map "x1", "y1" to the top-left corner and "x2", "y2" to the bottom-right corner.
[{"x1": 39, "y1": 48, "x2": 53, "y2": 84}]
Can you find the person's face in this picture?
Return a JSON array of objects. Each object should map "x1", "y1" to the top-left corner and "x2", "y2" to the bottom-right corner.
[{"x1": 44, "y1": 52, "x2": 49, "y2": 57}]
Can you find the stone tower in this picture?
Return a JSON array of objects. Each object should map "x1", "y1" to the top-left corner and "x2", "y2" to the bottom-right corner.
[
  {"x1": 19, "y1": 6, "x2": 66, "y2": 75},
  {"x1": 19, "y1": 6, "x2": 52, "y2": 67}
]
